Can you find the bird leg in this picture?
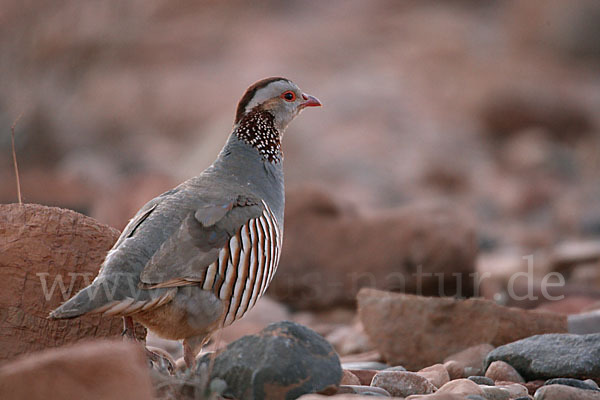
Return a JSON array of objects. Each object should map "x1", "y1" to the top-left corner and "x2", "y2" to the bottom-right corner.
[
  {"x1": 122, "y1": 316, "x2": 174, "y2": 374},
  {"x1": 182, "y1": 338, "x2": 197, "y2": 370},
  {"x1": 122, "y1": 316, "x2": 136, "y2": 339}
]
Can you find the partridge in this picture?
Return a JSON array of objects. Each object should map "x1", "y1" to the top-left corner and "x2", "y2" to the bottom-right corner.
[{"x1": 50, "y1": 77, "x2": 321, "y2": 368}]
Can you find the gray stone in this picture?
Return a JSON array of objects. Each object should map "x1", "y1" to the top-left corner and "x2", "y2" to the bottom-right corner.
[
  {"x1": 544, "y1": 378, "x2": 600, "y2": 391},
  {"x1": 480, "y1": 385, "x2": 510, "y2": 400},
  {"x1": 383, "y1": 365, "x2": 407, "y2": 372},
  {"x1": 197, "y1": 321, "x2": 342, "y2": 400},
  {"x1": 341, "y1": 362, "x2": 389, "y2": 371},
  {"x1": 371, "y1": 371, "x2": 435, "y2": 397},
  {"x1": 337, "y1": 385, "x2": 391, "y2": 397},
  {"x1": 485, "y1": 333, "x2": 600, "y2": 381},
  {"x1": 586, "y1": 379, "x2": 600, "y2": 389},
  {"x1": 468, "y1": 376, "x2": 495, "y2": 386}
]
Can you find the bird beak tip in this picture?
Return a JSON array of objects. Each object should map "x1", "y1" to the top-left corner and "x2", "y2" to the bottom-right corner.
[{"x1": 300, "y1": 94, "x2": 322, "y2": 108}]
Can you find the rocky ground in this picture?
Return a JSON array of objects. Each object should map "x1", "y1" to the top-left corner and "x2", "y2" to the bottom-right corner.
[{"x1": 1, "y1": 1, "x2": 600, "y2": 400}]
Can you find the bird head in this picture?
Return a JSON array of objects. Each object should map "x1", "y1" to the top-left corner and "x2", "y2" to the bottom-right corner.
[{"x1": 235, "y1": 77, "x2": 321, "y2": 132}]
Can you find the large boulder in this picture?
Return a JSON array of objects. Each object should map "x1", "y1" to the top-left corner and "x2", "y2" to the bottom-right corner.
[
  {"x1": 0, "y1": 339, "x2": 153, "y2": 400},
  {"x1": 485, "y1": 333, "x2": 600, "y2": 381},
  {"x1": 0, "y1": 204, "x2": 143, "y2": 361},
  {"x1": 357, "y1": 288, "x2": 567, "y2": 370},
  {"x1": 270, "y1": 186, "x2": 477, "y2": 309},
  {"x1": 196, "y1": 321, "x2": 342, "y2": 400}
]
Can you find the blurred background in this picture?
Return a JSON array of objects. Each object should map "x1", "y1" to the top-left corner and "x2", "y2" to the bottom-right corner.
[{"x1": 2, "y1": 0, "x2": 600, "y2": 318}]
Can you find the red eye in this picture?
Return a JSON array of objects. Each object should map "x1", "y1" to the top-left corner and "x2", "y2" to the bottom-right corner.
[{"x1": 281, "y1": 91, "x2": 296, "y2": 102}]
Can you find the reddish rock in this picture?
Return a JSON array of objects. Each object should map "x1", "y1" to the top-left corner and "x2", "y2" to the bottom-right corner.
[
  {"x1": 417, "y1": 364, "x2": 450, "y2": 389},
  {"x1": 0, "y1": 204, "x2": 144, "y2": 361},
  {"x1": 0, "y1": 340, "x2": 153, "y2": 400},
  {"x1": 371, "y1": 371, "x2": 435, "y2": 397},
  {"x1": 534, "y1": 384, "x2": 600, "y2": 399},
  {"x1": 358, "y1": 288, "x2": 567, "y2": 370},
  {"x1": 525, "y1": 380, "x2": 546, "y2": 395},
  {"x1": 347, "y1": 369, "x2": 378, "y2": 386},
  {"x1": 485, "y1": 360, "x2": 525, "y2": 383},
  {"x1": 340, "y1": 370, "x2": 361, "y2": 386},
  {"x1": 495, "y1": 383, "x2": 529, "y2": 398},
  {"x1": 270, "y1": 187, "x2": 477, "y2": 309},
  {"x1": 299, "y1": 394, "x2": 388, "y2": 400},
  {"x1": 436, "y1": 378, "x2": 485, "y2": 396},
  {"x1": 443, "y1": 343, "x2": 495, "y2": 377},
  {"x1": 336, "y1": 385, "x2": 391, "y2": 396},
  {"x1": 406, "y1": 394, "x2": 470, "y2": 400},
  {"x1": 444, "y1": 360, "x2": 466, "y2": 380}
]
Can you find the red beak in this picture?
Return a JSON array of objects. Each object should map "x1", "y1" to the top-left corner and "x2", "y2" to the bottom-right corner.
[{"x1": 300, "y1": 93, "x2": 322, "y2": 109}]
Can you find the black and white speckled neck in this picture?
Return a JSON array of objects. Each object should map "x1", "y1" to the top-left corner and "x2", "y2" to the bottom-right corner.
[{"x1": 235, "y1": 108, "x2": 282, "y2": 163}]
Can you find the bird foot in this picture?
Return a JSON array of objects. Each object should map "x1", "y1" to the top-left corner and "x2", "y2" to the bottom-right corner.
[
  {"x1": 145, "y1": 346, "x2": 175, "y2": 374},
  {"x1": 122, "y1": 316, "x2": 175, "y2": 374}
]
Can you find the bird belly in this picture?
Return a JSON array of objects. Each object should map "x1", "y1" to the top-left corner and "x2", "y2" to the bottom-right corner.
[{"x1": 134, "y1": 286, "x2": 225, "y2": 340}]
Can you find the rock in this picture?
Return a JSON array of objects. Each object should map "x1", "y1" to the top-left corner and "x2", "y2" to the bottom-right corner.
[
  {"x1": 299, "y1": 394, "x2": 387, "y2": 400},
  {"x1": 407, "y1": 394, "x2": 476, "y2": 400},
  {"x1": 496, "y1": 383, "x2": 529, "y2": 398},
  {"x1": 340, "y1": 370, "x2": 360, "y2": 386},
  {"x1": 358, "y1": 289, "x2": 566, "y2": 370},
  {"x1": 326, "y1": 322, "x2": 374, "y2": 356},
  {"x1": 525, "y1": 380, "x2": 546, "y2": 396},
  {"x1": 444, "y1": 360, "x2": 466, "y2": 380},
  {"x1": 444, "y1": 344, "x2": 495, "y2": 377},
  {"x1": 534, "y1": 384, "x2": 600, "y2": 399},
  {"x1": 339, "y1": 349, "x2": 383, "y2": 364},
  {"x1": 371, "y1": 371, "x2": 436, "y2": 397},
  {"x1": 0, "y1": 204, "x2": 145, "y2": 361},
  {"x1": 436, "y1": 378, "x2": 485, "y2": 396},
  {"x1": 341, "y1": 361, "x2": 389, "y2": 370},
  {"x1": 384, "y1": 365, "x2": 407, "y2": 372},
  {"x1": 336, "y1": 385, "x2": 391, "y2": 397},
  {"x1": 586, "y1": 380, "x2": 600, "y2": 390},
  {"x1": 468, "y1": 376, "x2": 495, "y2": 386},
  {"x1": 568, "y1": 310, "x2": 600, "y2": 334},
  {"x1": 550, "y1": 240, "x2": 600, "y2": 274},
  {"x1": 270, "y1": 188, "x2": 477, "y2": 309},
  {"x1": 544, "y1": 378, "x2": 600, "y2": 391},
  {"x1": 480, "y1": 385, "x2": 510, "y2": 400},
  {"x1": 485, "y1": 333, "x2": 600, "y2": 381},
  {"x1": 485, "y1": 361, "x2": 525, "y2": 383},
  {"x1": 346, "y1": 369, "x2": 378, "y2": 386},
  {"x1": 417, "y1": 364, "x2": 450, "y2": 388},
  {"x1": 0, "y1": 340, "x2": 153, "y2": 400},
  {"x1": 196, "y1": 321, "x2": 342, "y2": 400}
]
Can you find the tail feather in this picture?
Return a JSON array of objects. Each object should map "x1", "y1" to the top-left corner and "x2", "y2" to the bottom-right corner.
[
  {"x1": 49, "y1": 278, "x2": 177, "y2": 319},
  {"x1": 49, "y1": 282, "x2": 111, "y2": 319}
]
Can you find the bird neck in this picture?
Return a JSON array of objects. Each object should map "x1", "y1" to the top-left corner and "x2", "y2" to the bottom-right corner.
[
  {"x1": 233, "y1": 109, "x2": 283, "y2": 163},
  {"x1": 211, "y1": 133, "x2": 285, "y2": 224}
]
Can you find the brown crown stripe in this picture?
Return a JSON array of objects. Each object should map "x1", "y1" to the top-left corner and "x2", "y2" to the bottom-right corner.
[{"x1": 235, "y1": 77, "x2": 288, "y2": 124}]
